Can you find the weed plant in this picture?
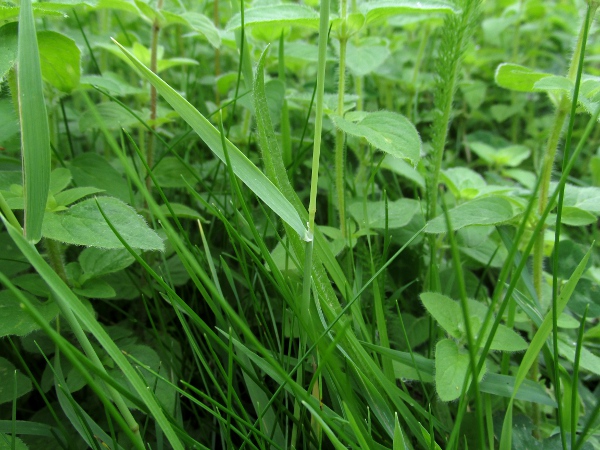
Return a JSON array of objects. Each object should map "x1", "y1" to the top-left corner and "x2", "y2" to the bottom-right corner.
[{"x1": 1, "y1": 0, "x2": 600, "y2": 449}]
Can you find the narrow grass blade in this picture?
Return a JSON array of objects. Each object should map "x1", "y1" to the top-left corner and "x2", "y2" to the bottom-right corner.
[
  {"x1": 0, "y1": 215, "x2": 184, "y2": 450},
  {"x1": 17, "y1": 0, "x2": 51, "y2": 242},
  {"x1": 111, "y1": 39, "x2": 309, "y2": 241},
  {"x1": 499, "y1": 246, "x2": 592, "y2": 450}
]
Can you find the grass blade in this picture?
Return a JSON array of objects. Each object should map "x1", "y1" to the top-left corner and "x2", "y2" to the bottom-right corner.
[
  {"x1": 17, "y1": 0, "x2": 51, "y2": 242},
  {"x1": 111, "y1": 39, "x2": 309, "y2": 241}
]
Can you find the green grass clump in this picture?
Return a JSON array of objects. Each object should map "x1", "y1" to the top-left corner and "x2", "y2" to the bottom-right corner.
[{"x1": 1, "y1": 0, "x2": 600, "y2": 449}]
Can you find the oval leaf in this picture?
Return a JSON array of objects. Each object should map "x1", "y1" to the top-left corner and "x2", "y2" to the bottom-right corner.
[
  {"x1": 360, "y1": 0, "x2": 459, "y2": 25},
  {"x1": 331, "y1": 111, "x2": 421, "y2": 165},
  {"x1": 37, "y1": 30, "x2": 81, "y2": 93},
  {"x1": 426, "y1": 196, "x2": 517, "y2": 233},
  {"x1": 226, "y1": 5, "x2": 319, "y2": 31}
]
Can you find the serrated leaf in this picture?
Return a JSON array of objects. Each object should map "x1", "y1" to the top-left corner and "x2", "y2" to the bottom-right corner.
[
  {"x1": 331, "y1": 111, "x2": 421, "y2": 164},
  {"x1": 435, "y1": 339, "x2": 486, "y2": 402},
  {"x1": 0, "y1": 290, "x2": 59, "y2": 337},
  {"x1": 360, "y1": 0, "x2": 459, "y2": 25},
  {"x1": 42, "y1": 196, "x2": 164, "y2": 251},
  {"x1": 421, "y1": 292, "x2": 462, "y2": 337},
  {"x1": 426, "y1": 196, "x2": 517, "y2": 233},
  {"x1": 0, "y1": 23, "x2": 18, "y2": 80},
  {"x1": 226, "y1": 5, "x2": 320, "y2": 31},
  {"x1": 0, "y1": 433, "x2": 28, "y2": 450},
  {"x1": 37, "y1": 30, "x2": 81, "y2": 93}
]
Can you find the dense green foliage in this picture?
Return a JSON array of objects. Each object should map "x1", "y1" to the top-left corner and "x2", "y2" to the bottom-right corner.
[{"x1": 1, "y1": 0, "x2": 600, "y2": 448}]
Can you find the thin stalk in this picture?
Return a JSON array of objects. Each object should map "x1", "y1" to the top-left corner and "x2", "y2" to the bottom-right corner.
[
  {"x1": 551, "y1": 4, "x2": 596, "y2": 448},
  {"x1": 146, "y1": 0, "x2": 164, "y2": 192},
  {"x1": 213, "y1": 0, "x2": 221, "y2": 106},
  {"x1": 44, "y1": 239, "x2": 68, "y2": 284},
  {"x1": 335, "y1": 0, "x2": 348, "y2": 238},
  {"x1": 306, "y1": 0, "x2": 330, "y2": 234},
  {"x1": 533, "y1": 6, "x2": 596, "y2": 301}
]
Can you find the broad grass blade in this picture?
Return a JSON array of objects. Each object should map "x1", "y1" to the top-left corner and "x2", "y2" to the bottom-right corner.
[
  {"x1": 17, "y1": 0, "x2": 51, "y2": 243},
  {"x1": 111, "y1": 39, "x2": 309, "y2": 241}
]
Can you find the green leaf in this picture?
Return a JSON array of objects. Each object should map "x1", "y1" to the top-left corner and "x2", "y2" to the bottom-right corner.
[
  {"x1": 0, "y1": 290, "x2": 59, "y2": 338},
  {"x1": 348, "y1": 198, "x2": 420, "y2": 230},
  {"x1": 360, "y1": 0, "x2": 459, "y2": 25},
  {"x1": 49, "y1": 168, "x2": 72, "y2": 195},
  {"x1": 0, "y1": 23, "x2": 18, "y2": 80},
  {"x1": 562, "y1": 184, "x2": 600, "y2": 214},
  {"x1": 158, "y1": 203, "x2": 204, "y2": 221},
  {"x1": 226, "y1": 5, "x2": 320, "y2": 31},
  {"x1": 393, "y1": 413, "x2": 408, "y2": 450},
  {"x1": 344, "y1": 38, "x2": 390, "y2": 77},
  {"x1": 112, "y1": 39, "x2": 309, "y2": 241},
  {"x1": 73, "y1": 278, "x2": 116, "y2": 298},
  {"x1": 560, "y1": 206, "x2": 597, "y2": 226},
  {"x1": 0, "y1": 434, "x2": 28, "y2": 450},
  {"x1": 0, "y1": 232, "x2": 29, "y2": 277},
  {"x1": 495, "y1": 63, "x2": 552, "y2": 92},
  {"x1": 42, "y1": 196, "x2": 164, "y2": 251},
  {"x1": 18, "y1": 0, "x2": 51, "y2": 243},
  {"x1": 153, "y1": 157, "x2": 197, "y2": 188},
  {"x1": 184, "y1": 12, "x2": 221, "y2": 48},
  {"x1": 426, "y1": 196, "x2": 517, "y2": 233},
  {"x1": 79, "y1": 72, "x2": 146, "y2": 96},
  {"x1": 421, "y1": 292, "x2": 462, "y2": 337},
  {"x1": 37, "y1": 30, "x2": 81, "y2": 93},
  {"x1": 331, "y1": 111, "x2": 421, "y2": 165},
  {"x1": 499, "y1": 246, "x2": 592, "y2": 450},
  {"x1": 69, "y1": 153, "x2": 129, "y2": 202},
  {"x1": 54, "y1": 187, "x2": 105, "y2": 207},
  {"x1": 435, "y1": 339, "x2": 486, "y2": 402},
  {"x1": 79, "y1": 102, "x2": 143, "y2": 131},
  {"x1": 79, "y1": 247, "x2": 135, "y2": 282},
  {"x1": 0, "y1": 357, "x2": 32, "y2": 404},
  {"x1": 469, "y1": 141, "x2": 531, "y2": 167}
]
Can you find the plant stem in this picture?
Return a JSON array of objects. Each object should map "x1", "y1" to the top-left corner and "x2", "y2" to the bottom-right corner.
[
  {"x1": 146, "y1": 0, "x2": 164, "y2": 192},
  {"x1": 335, "y1": 0, "x2": 348, "y2": 238},
  {"x1": 44, "y1": 239, "x2": 68, "y2": 284},
  {"x1": 533, "y1": 6, "x2": 595, "y2": 303}
]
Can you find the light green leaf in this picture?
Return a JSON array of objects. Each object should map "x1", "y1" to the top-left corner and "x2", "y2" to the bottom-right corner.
[
  {"x1": 73, "y1": 278, "x2": 116, "y2": 298},
  {"x1": 79, "y1": 247, "x2": 135, "y2": 281},
  {"x1": 562, "y1": 184, "x2": 600, "y2": 214},
  {"x1": 348, "y1": 198, "x2": 420, "y2": 230},
  {"x1": 533, "y1": 75, "x2": 573, "y2": 93},
  {"x1": 469, "y1": 141, "x2": 531, "y2": 167},
  {"x1": 560, "y1": 206, "x2": 597, "y2": 226},
  {"x1": 42, "y1": 196, "x2": 164, "y2": 251},
  {"x1": 435, "y1": 339, "x2": 486, "y2": 402},
  {"x1": 421, "y1": 292, "x2": 462, "y2": 337},
  {"x1": 331, "y1": 111, "x2": 421, "y2": 165},
  {"x1": 37, "y1": 30, "x2": 81, "y2": 93},
  {"x1": 495, "y1": 63, "x2": 552, "y2": 92},
  {"x1": 0, "y1": 433, "x2": 28, "y2": 450},
  {"x1": 185, "y1": 12, "x2": 221, "y2": 48},
  {"x1": 112, "y1": 39, "x2": 309, "y2": 241},
  {"x1": 226, "y1": 5, "x2": 320, "y2": 31},
  {"x1": 558, "y1": 339, "x2": 600, "y2": 375},
  {"x1": 344, "y1": 38, "x2": 390, "y2": 77},
  {"x1": 0, "y1": 23, "x2": 18, "y2": 80},
  {"x1": 426, "y1": 196, "x2": 517, "y2": 233},
  {"x1": 18, "y1": 0, "x2": 51, "y2": 243},
  {"x1": 381, "y1": 155, "x2": 425, "y2": 188},
  {"x1": 158, "y1": 203, "x2": 204, "y2": 221},
  {"x1": 360, "y1": 0, "x2": 459, "y2": 25},
  {"x1": 0, "y1": 290, "x2": 59, "y2": 337},
  {"x1": 79, "y1": 72, "x2": 145, "y2": 96},
  {"x1": 393, "y1": 413, "x2": 408, "y2": 450},
  {"x1": 49, "y1": 167, "x2": 72, "y2": 194},
  {"x1": 55, "y1": 187, "x2": 105, "y2": 207}
]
